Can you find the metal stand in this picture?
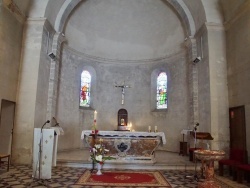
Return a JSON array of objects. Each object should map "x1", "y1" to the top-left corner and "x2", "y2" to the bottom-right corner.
[
  {"x1": 185, "y1": 124, "x2": 203, "y2": 182},
  {"x1": 90, "y1": 133, "x2": 97, "y2": 173}
]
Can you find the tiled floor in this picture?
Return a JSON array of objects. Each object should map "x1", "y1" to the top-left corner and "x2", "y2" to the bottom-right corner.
[
  {"x1": 0, "y1": 150, "x2": 249, "y2": 188},
  {"x1": 1, "y1": 163, "x2": 249, "y2": 188}
]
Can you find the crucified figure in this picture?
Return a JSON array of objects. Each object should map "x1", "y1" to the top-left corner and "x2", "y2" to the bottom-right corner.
[{"x1": 115, "y1": 84, "x2": 131, "y2": 105}]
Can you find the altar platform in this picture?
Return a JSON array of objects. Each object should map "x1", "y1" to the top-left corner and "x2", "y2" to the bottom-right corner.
[{"x1": 57, "y1": 148, "x2": 197, "y2": 170}]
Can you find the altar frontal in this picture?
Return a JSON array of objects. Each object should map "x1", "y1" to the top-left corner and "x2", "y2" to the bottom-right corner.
[{"x1": 81, "y1": 130, "x2": 166, "y2": 163}]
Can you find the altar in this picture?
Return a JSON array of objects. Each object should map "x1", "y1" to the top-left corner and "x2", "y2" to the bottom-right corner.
[{"x1": 81, "y1": 130, "x2": 166, "y2": 163}]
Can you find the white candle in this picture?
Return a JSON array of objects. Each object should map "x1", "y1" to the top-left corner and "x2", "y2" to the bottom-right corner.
[
  {"x1": 148, "y1": 126, "x2": 151, "y2": 132},
  {"x1": 155, "y1": 126, "x2": 158, "y2": 132}
]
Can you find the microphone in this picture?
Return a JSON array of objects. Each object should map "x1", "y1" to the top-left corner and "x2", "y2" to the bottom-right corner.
[
  {"x1": 41, "y1": 120, "x2": 50, "y2": 131},
  {"x1": 195, "y1": 123, "x2": 199, "y2": 128},
  {"x1": 194, "y1": 123, "x2": 199, "y2": 131}
]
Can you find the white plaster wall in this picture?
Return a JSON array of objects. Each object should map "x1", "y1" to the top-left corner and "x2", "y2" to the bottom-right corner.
[
  {"x1": 226, "y1": 9, "x2": 250, "y2": 157},
  {"x1": 220, "y1": 0, "x2": 247, "y2": 22},
  {"x1": 56, "y1": 47, "x2": 190, "y2": 152},
  {"x1": 13, "y1": 0, "x2": 31, "y2": 16},
  {"x1": 0, "y1": 5, "x2": 22, "y2": 114}
]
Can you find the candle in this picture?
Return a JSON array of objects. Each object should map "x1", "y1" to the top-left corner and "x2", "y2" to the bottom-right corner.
[
  {"x1": 148, "y1": 126, "x2": 151, "y2": 132},
  {"x1": 155, "y1": 126, "x2": 158, "y2": 132},
  {"x1": 128, "y1": 122, "x2": 132, "y2": 131}
]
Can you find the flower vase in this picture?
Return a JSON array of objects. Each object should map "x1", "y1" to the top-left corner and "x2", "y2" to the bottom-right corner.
[{"x1": 96, "y1": 163, "x2": 103, "y2": 175}]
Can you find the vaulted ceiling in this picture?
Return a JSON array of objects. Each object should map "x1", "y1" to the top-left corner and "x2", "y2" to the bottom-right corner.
[{"x1": 12, "y1": 0, "x2": 235, "y2": 61}]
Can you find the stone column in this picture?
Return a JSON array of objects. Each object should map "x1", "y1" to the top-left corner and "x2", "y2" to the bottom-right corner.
[{"x1": 13, "y1": 18, "x2": 47, "y2": 164}]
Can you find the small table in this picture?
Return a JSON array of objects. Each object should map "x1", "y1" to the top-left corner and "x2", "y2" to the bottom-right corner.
[{"x1": 0, "y1": 154, "x2": 10, "y2": 171}]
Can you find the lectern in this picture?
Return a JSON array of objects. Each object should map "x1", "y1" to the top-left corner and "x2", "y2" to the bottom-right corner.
[
  {"x1": 191, "y1": 132, "x2": 213, "y2": 141},
  {"x1": 32, "y1": 128, "x2": 63, "y2": 179},
  {"x1": 189, "y1": 132, "x2": 213, "y2": 161}
]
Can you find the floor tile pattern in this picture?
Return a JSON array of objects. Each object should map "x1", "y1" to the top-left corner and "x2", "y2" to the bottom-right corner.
[{"x1": 1, "y1": 162, "x2": 250, "y2": 188}]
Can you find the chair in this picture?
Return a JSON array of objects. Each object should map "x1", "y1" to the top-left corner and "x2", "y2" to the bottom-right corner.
[
  {"x1": 218, "y1": 148, "x2": 247, "y2": 177},
  {"x1": 0, "y1": 154, "x2": 10, "y2": 171},
  {"x1": 236, "y1": 164, "x2": 250, "y2": 183}
]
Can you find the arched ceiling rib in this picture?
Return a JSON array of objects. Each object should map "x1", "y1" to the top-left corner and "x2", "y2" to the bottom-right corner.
[{"x1": 54, "y1": 0, "x2": 82, "y2": 32}]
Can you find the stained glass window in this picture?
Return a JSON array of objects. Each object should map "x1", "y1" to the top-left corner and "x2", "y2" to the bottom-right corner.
[
  {"x1": 80, "y1": 70, "x2": 91, "y2": 107},
  {"x1": 156, "y1": 72, "x2": 167, "y2": 109}
]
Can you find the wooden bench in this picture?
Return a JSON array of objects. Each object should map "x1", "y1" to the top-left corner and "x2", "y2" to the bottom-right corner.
[{"x1": 0, "y1": 154, "x2": 10, "y2": 171}]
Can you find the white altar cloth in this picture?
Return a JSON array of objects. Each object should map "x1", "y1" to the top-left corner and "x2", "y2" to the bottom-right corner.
[{"x1": 81, "y1": 130, "x2": 166, "y2": 144}]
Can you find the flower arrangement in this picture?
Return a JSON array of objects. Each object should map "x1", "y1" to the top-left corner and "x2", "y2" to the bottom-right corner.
[{"x1": 89, "y1": 139, "x2": 115, "y2": 165}]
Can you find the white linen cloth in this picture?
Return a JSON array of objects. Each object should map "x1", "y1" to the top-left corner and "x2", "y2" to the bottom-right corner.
[{"x1": 81, "y1": 130, "x2": 166, "y2": 145}]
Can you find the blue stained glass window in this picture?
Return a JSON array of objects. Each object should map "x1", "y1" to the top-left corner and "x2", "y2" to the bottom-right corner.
[
  {"x1": 157, "y1": 72, "x2": 167, "y2": 109},
  {"x1": 80, "y1": 70, "x2": 91, "y2": 107}
]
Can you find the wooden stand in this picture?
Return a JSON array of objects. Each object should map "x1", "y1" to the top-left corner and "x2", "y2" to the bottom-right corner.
[
  {"x1": 179, "y1": 134, "x2": 188, "y2": 156},
  {"x1": 189, "y1": 132, "x2": 213, "y2": 162},
  {"x1": 179, "y1": 141, "x2": 188, "y2": 156}
]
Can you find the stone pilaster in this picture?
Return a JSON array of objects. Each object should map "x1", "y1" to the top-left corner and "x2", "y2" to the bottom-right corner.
[
  {"x1": 46, "y1": 31, "x2": 66, "y2": 124},
  {"x1": 205, "y1": 23, "x2": 229, "y2": 150},
  {"x1": 185, "y1": 37, "x2": 199, "y2": 129}
]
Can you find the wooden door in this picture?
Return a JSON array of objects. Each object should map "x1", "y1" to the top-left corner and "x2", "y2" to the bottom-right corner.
[
  {"x1": 0, "y1": 99, "x2": 16, "y2": 154},
  {"x1": 229, "y1": 106, "x2": 246, "y2": 150}
]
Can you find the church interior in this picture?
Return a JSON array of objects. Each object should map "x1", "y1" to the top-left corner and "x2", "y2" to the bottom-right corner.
[{"x1": 0, "y1": 0, "x2": 250, "y2": 187}]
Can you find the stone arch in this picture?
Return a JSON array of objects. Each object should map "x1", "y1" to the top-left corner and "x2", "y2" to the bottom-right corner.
[{"x1": 54, "y1": 0, "x2": 83, "y2": 32}]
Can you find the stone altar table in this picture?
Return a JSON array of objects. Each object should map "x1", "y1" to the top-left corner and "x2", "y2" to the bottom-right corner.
[{"x1": 81, "y1": 130, "x2": 166, "y2": 163}]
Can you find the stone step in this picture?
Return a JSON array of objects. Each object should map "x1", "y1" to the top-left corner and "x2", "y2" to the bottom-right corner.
[{"x1": 56, "y1": 160, "x2": 196, "y2": 170}]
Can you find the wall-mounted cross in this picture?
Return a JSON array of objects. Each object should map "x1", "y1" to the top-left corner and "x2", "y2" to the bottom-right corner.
[{"x1": 115, "y1": 83, "x2": 131, "y2": 105}]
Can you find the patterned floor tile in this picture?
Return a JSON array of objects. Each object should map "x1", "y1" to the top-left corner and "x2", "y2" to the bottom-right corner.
[{"x1": 1, "y1": 162, "x2": 250, "y2": 188}]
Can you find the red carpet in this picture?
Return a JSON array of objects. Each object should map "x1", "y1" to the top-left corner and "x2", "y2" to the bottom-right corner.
[{"x1": 75, "y1": 170, "x2": 172, "y2": 187}]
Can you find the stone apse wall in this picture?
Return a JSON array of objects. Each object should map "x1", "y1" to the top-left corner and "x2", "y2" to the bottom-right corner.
[{"x1": 56, "y1": 47, "x2": 190, "y2": 153}]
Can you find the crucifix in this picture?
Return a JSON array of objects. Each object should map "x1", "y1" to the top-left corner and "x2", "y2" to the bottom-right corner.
[{"x1": 115, "y1": 83, "x2": 131, "y2": 105}]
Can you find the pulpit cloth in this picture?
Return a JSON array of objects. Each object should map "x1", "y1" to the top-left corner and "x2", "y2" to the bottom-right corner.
[{"x1": 81, "y1": 130, "x2": 166, "y2": 144}]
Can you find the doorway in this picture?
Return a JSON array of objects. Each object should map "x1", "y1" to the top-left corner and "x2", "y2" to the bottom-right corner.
[
  {"x1": 229, "y1": 106, "x2": 246, "y2": 150},
  {"x1": 0, "y1": 99, "x2": 16, "y2": 154}
]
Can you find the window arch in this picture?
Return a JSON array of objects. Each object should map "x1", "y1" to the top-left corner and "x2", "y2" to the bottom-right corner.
[
  {"x1": 80, "y1": 70, "x2": 91, "y2": 107},
  {"x1": 156, "y1": 72, "x2": 167, "y2": 109}
]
